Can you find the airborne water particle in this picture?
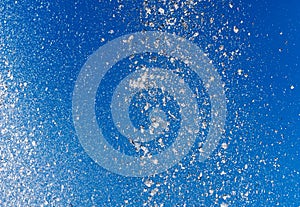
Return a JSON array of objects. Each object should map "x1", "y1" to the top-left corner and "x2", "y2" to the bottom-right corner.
[
  {"x1": 158, "y1": 8, "x2": 165, "y2": 15},
  {"x1": 150, "y1": 188, "x2": 159, "y2": 197},
  {"x1": 221, "y1": 143, "x2": 228, "y2": 150},
  {"x1": 32, "y1": 141, "x2": 37, "y2": 147},
  {"x1": 237, "y1": 69, "x2": 243, "y2": 76},
  {"x1": 144, "y1": 179, "x2": 154, "y2": 188},
  {"x1": 220, "y1": 203, "x2": 229, "y2": 207},
  {"x1": 233, "y1": 26, "x2": 239, "y2": 33}
]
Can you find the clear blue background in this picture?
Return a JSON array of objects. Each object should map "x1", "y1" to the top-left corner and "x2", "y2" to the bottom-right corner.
[{"x1": 0, "y1": 0, "x2": 299, "y2": 206}]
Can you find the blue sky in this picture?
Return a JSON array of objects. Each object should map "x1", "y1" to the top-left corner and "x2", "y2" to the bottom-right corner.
[{"x1": 0, "y1": 0, "x2": 299, "y2": 206}]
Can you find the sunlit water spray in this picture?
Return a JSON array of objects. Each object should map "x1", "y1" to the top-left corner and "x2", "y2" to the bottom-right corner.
[{"x1": 72, "y1": 31, "x2": 226, "y2": 177}]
